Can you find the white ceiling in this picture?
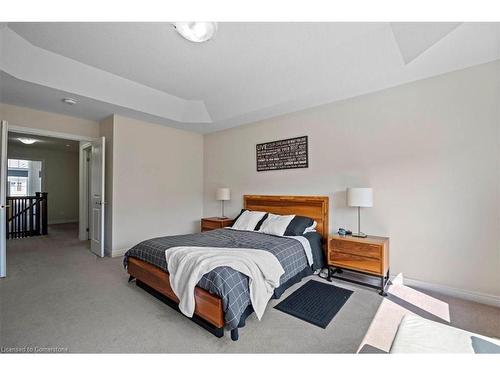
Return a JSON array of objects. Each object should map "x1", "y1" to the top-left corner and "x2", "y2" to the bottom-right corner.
[
  {"x1": 390, "y1": 23, "x2": 462, "y2": 64},
  {"x1": 0, "y1": 71, "x2": 192, "y2": 128},
  {"x1": 1, "y1": 22, "x2": 499, "y2": 133}
]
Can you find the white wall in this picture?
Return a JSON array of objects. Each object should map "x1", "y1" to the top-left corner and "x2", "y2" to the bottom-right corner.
[
  {"x1": 204, "y1": 61, "x2": 500, "y2": 298},
  {"x1": 103, "y1": 115, "x2": 204, "y2": 255},
  {"x1": 0, "y1": 103, "x2": 99, "y2": 138},
  {"x1": 1, "y1": 103, "x2": 98, "y2": 227},
  {"x1": 1, "y1": 105, "x2": 205, "y2": 257},
  {"x1": 2, "y1": 63, "x2": 498, "y2": 301},
  {"x1": 8, "y1": 144, "x2": 79, "y2": 224}
]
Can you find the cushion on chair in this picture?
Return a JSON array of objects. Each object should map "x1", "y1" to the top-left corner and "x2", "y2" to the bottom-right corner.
[{"x1": 390, "y1": 314, "x2": 500, "y2": 354}]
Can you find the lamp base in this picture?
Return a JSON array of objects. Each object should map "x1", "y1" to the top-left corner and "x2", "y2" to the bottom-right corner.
[
  {"x1": 216, "y1": 216, "x2": 228, "y2": 220},
  {"x1": 351, "y1": 232, "x2": 368, "y2": 238}
]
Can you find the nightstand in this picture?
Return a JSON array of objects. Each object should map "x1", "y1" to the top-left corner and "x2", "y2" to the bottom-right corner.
[
  {"x1": 201, "y1": 217, "x2": 234, "y2": 232},
  {"x1": 327, "y1": 234, "x2": 390, "y2": 296}
]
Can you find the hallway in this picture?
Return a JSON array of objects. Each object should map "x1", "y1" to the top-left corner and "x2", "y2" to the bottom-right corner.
[{"x1": 0, "y1": 223, "x2": 120, "y2": 352}]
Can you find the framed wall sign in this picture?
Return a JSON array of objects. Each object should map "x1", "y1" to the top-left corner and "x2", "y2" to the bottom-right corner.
[{"x1": 256, "y1": 136, "x2": 308, "y2": 172}]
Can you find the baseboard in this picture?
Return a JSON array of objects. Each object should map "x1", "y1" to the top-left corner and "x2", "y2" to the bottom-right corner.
[
  {"x1": 109, "y1": 248, "x2": 128, "y2": 258},
  {"x1": 397, "y1": 275, "x2": 500, "y2": 308},
  {"x1": 48, "y1": 219, "x2": 78, "y2": 225}
]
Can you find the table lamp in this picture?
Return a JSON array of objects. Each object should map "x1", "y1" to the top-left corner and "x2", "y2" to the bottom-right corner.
[
  {"x1": 216, "y1": 188, "x2": 231, "y2": 219},
  {"x1": 346, "y1": 187, "x2": 373, "y2": 238}
]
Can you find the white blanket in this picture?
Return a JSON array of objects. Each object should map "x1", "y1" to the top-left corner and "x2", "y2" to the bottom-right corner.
[{"x1": 165, "y1": 247, "x2": 285, "y2": 320}]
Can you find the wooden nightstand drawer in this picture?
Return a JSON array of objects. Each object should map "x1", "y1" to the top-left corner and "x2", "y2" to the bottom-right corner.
[
  {"x1": 202, "y1": 221, "x2": 223, "y2": 230},
  {"x1": 330, "y1": 239, "x2": 381, "y2": 259},
  {"x1": 330, "y1": 252, "x2": 381, "y2": 275},
  {"x1": 201, "y1": 217, "x2": 234, "y2": 232},
  {"x1": 327, "y1": 234, "x2": 389, "y2": 295}
]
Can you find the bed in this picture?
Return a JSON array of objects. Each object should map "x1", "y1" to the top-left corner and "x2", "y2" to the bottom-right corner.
[{"x1": 124, "y1": 195, "x2": 329, "y2": 341}]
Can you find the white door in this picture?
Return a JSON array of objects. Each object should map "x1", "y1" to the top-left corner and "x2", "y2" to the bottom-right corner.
[
  {"x1": 0, "y1": 121, "x2": 8, "y2": 277},
  {"x1": 90, "y1": 136, "x2": 105, "y2": 257}
]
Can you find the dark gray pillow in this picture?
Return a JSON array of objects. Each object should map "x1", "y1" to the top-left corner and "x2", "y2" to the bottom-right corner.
[
  {"x1": 284, "y1": 216, "x2": 314, "y2": 236},
  {"x1": 303, "y1": 231, "x2": 324, "y2": 270},
  {"x1": 471, "y1": 336, "x2": 500, "y2": 354}
]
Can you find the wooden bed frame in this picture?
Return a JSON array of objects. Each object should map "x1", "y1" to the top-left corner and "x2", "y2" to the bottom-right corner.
[{"x1": 127, "y1": 195, "x2": 329, "y2": 341}]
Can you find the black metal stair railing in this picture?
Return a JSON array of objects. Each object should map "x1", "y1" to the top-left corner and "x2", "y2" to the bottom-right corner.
[{"x1": 6, "y1": 192, "x2": 48, "y2": 239}]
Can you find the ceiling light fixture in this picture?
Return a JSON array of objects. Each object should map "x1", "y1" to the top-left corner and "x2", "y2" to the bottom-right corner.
[
  {"x1": 173, "y1": 22, "x2": 218, "y2": 43},
  {"x1": 62, "y1": 97, "x2": 77, "y2": 105},
  {"x1": 18, "y1": 138, "x2": 38, "y2": 145}
]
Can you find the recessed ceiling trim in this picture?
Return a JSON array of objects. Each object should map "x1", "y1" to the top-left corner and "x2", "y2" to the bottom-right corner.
[
  {"x1": 2, "y1": 23, "x2": 500, "y2": 134},
  {"x1": 0, "y1": 27, "x2": 212, "y2": 123}
]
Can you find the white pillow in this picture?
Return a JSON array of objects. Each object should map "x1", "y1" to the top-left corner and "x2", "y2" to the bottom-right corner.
[
  {"x1": 232, "y1": 210, "x2": 267, "y2": 231},
  {"x1": 303, "y1": 221, "x2": 317, "y2": 233},
  {"x1": 259, "y1": 213, "x2": 296, "y2": 236}
]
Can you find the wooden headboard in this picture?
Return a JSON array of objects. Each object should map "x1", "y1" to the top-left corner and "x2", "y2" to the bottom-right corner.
[{"x1": 243, "y1": 195, "x2": 329, "y2": 247}]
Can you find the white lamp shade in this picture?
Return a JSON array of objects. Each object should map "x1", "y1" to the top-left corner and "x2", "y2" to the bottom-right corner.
[
  {"x1": 347, "y1": 188, "x2": 373, "y2": 207},
  {"x1": 216, "y1": 188, "x2": 231, "y2": 201}
]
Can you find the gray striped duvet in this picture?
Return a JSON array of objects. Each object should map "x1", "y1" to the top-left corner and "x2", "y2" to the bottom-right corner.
[{"x1": 123, "y1": 228, "x2": 310, "y2": 329}]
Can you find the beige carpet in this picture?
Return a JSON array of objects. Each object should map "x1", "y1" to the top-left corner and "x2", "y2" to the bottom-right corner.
[{"x1": 1, "y1": 223, "x2": 498, "y2": 353}]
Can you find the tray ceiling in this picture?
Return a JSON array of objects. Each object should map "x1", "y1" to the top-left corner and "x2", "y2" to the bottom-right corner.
[{"x1": 1, "y1": 22, "x2": 499, "y2": 133}]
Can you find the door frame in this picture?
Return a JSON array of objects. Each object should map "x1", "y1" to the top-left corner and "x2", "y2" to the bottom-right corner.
[
  {"x1": 78, "y1": 142, "x2": 92, "y2": 241},
  {"x1": 3, "y1": 124, "x2": 103, "y2": 265},
  {"x1": 89, "y1": 137, "x2": 105, "y2": 258},
  {"x1": 7, "y1": 125, "x2": 95, "y2": 143},
  {"x1": 0, "y1": 120, "x2": 8, "y2": 277}
]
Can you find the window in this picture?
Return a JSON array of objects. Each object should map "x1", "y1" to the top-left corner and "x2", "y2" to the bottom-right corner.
[{"x1": 7, "y1": 159, "x2": 42, "y2": 197}]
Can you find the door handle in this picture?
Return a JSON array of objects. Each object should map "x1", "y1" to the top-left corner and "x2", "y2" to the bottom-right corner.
[{"x1": 1, "y1": 205, "x2": 11, "y2": 209}]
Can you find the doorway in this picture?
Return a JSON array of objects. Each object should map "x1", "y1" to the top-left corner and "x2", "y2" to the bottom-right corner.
[
  {"x1": 78, "y1": 139, "x2": 105, "y2": 257},
  {"x1": 0, "y1": 122, "x2": 106, "y2": 278}
]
